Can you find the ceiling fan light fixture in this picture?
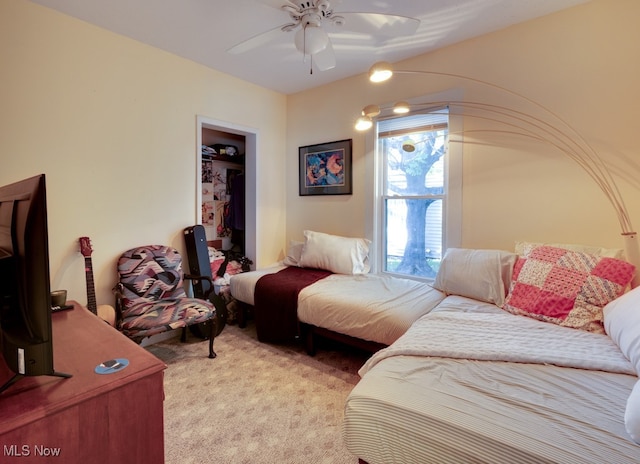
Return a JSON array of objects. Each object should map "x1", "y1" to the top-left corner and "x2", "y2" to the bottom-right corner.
[
  {"x1": 369, "y1": 61, "x2": 394, "y2": 83},
  {"x1": 393, "y1": 101, "x2": 410, "y2": 114},
  {"x1": 294, "y1": 23, "x2": 329, "y2": 55}
]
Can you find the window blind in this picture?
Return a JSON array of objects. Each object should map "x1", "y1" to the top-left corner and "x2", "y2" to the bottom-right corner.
[{"x1": 378, "y1": 107, "x2": 448, "y2": 138}]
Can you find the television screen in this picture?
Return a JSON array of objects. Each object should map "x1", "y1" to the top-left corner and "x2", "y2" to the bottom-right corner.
[{"x1": 0, "y1": 174, "x2": 70, "y2": 394}]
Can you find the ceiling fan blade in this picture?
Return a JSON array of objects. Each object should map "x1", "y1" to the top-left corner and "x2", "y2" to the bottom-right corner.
[
  {"x1": 334, "y1": 12, "x2": 420, "y2": 37},
  {"x1": 313, "y1": 41, "x2": 336, "y2": 71},
  {"x1": 256, "y1": 0, "x2": 298, "y2": 9},
  {"x1": 227, "y1": 24, "x2": 290, "y2": 54}
]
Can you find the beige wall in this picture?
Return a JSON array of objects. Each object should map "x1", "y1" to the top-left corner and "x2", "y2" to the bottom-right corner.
[
  {"x1": 3, "y1": 0, "x2": 640, "y2": 308},
  {"x1": 286, "y1": 0, "x2": 640, "y2": 258},
  {"x1": 0, "y1": 0, "x2": 287, "y2": 306}
]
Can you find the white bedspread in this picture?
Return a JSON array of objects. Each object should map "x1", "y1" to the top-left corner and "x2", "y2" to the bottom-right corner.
[
  {"x1": 230, "y1": 267, "x2": 446, "y2": 346},
  {"x1": 360, "y1": 295, "x2": 636, "y2": 377},
  {"x1": 229, "y1": 264, "x2": 286, "y2": 305},
  {"x1": 297, "y1": 273, "x2": 445, "y2": 346}
]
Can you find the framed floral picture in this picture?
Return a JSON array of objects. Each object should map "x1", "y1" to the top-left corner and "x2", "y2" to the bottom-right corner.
[{"x1": 299, "y1": 139, "x2": 352, "y2": 196}]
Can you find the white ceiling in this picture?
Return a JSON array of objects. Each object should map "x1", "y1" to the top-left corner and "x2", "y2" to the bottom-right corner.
[{"x1": 29, "y1": 0, "x2": 590, "y2": 95}]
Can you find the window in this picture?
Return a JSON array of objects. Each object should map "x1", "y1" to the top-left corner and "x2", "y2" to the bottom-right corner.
[{"x1": 376, "y1": 107, "x2": 456, "y2": 280}]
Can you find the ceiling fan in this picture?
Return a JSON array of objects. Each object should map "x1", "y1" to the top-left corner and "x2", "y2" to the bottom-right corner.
[{"x1": 227, "y1": 0, "x2": 420, "y2": 73}]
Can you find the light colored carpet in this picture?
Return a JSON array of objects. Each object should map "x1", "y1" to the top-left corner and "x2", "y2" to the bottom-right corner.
[{"x1": 147, "y1": 323, "x2": 369, "y2": 464}]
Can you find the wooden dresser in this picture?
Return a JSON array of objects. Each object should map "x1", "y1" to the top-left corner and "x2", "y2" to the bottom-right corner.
[{"x1": 0, "y1": 301, "x2": 166, "y2": 463}]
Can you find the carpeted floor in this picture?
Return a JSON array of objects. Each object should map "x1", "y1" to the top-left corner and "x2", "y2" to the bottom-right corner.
[{"x1": 147, "y1": 322, "x2": 370, "y2": 464}]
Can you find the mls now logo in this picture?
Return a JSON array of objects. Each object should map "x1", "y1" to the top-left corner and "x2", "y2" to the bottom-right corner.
[{"x1": 4, "y1": 444, "x2": 62, "y2": 457}]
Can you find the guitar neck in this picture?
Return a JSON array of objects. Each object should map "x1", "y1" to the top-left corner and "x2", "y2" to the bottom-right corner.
[{"x1": 84, "y1": 256, "x2": 98, "y2": 315}]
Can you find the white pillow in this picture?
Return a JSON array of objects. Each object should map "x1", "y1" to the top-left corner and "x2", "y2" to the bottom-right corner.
[
  {"x1": 298, "y1": 230, "x2": 370, "y2": 275},
  {"x1": 625, "y1": 380, "x2": 640, "y2": 444},
  {"x1": 433, "y1": 248, "x2": 517, "y2": 306},
  {"x1": 604, "y1": 286, "x2": 640, "y2": 374},
  {"x1": 515, "y1": 241, "x2": 624, "y2": 259},
  {"x1": 603, "y1": 286, "x2": 640, "y2": 444},
  {"x1": 282, "y1": 240, "x2": 304, "y2": 267}
]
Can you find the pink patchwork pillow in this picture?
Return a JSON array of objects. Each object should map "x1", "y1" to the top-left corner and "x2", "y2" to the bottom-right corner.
[{"x1": 502, "y1": 245, "x2": 635, "y2": 333}]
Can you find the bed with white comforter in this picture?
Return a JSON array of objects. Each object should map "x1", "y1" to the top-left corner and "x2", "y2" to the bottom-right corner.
[
  {"x1": 230, "y1": 264, "x2": 445, "y2": 347},
  {"x1": 344, "y1": 296, "x2": 640, "y2": 463},
  {"x1": 229, "y1": 230, "x2": 448, "y2": 349},
  {"x1": 343, "y1": 245, "x2": 640, "y2": 464}
]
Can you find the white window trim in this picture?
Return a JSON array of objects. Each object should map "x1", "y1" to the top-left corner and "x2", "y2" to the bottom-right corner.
[{"x1": 364, "y1": 89, "x2": 463, "y2": 278}]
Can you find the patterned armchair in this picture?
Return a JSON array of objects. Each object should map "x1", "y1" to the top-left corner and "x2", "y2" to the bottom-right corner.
[{"x1": 114, "y1": 245, "x2": 218, "y2": 358}]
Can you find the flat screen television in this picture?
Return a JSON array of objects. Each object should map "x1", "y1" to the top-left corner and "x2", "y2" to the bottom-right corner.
[{"x1": 0, "y1": 174, "x2": 70, "y2": 394}]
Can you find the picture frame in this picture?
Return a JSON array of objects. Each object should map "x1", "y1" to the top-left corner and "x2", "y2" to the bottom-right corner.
[{"x1": 299, "y1": 138, "x2": 352, "y2": 196}]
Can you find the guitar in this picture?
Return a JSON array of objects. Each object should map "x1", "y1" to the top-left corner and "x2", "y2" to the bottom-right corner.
[{"x1": 79, "y1": 237, "x2": 116, "y2": 327}]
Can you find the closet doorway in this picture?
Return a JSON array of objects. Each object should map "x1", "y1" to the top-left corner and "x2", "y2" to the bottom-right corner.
[{"x1": 196, "y1": 115, "x2": 256, "y2": 263}]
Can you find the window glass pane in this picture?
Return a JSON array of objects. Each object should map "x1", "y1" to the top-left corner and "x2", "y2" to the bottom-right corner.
[
  {"x1": 378, "y1": 109, "x2": 449, "y2": 280},
  {"x1": 384, "y1": 198, "x2": 442, "y2": 278},
  {"x1": 383, "y1": 134, "x2": 446, "y2": 196}
]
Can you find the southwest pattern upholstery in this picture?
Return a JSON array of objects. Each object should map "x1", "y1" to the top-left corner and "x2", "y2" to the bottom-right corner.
[{"x1": 115, "y1": 245, "x2": 216, "y2": 356}]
